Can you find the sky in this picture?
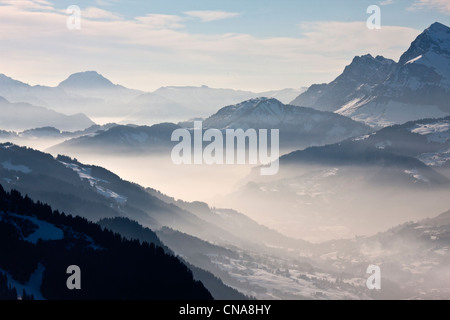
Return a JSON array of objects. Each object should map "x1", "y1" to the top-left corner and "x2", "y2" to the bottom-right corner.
[{"x1": 0, "y1": 0, "x2": 449, "y2": 92}]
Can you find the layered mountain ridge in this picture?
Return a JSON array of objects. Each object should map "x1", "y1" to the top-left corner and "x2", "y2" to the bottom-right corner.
[{"x1": 291, "y1": 22, "x2": 450, "y2": 128}]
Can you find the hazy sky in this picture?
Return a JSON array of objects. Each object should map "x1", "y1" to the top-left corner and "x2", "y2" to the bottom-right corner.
[{"x1": 0, "y1": 0, "x2": 449, "y2": 92}]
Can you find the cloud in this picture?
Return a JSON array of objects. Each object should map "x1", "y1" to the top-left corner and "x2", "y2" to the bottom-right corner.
[
  {"x1": 95, "y1": 0, "x2": 121, "y2": 6},
  {"x1": 135, "y1": 14, "x2": 186, "y2": 29},
  {"x1": 409, "y1": 0, "x2": 450, "y2": 14},
  {"x1": 0, "y1": 0, "x2": 53, "y2": 10},
  {"x1": 0, "y1": 1, "x2": 421, "y2": 92},
  {"x1": 184, "y1": 10, "x2": 241, "y2": 22},
  {"x1": 379, "y1": 0, "x2": 394, "y2": 5},
  {"x1": 297, "y1": 21, "x2": 418, "y2": 58},
  {"x1": 83, "y1": 7, "x2": 122, "y2": 20}
]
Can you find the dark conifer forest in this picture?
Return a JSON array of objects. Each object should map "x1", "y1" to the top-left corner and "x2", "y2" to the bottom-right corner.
[{"x1": 0, "y1": 185, "x2": 212, "y2": 300}]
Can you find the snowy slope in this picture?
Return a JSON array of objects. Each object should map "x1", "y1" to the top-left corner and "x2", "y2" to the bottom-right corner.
[
  {"x1": 0, "y1": 211, "x2": 64, "y2": 244},
  {"x1": 344, "y1": 100, "x2": 449, "y2": 128},
  {"x1": 61, "y1": 162, "x2": 128, "y2": 205},
  {"x1": 397, "y1": 22, "x2": 450, "y2": 86},
  {"x1": 347, "y1": 116, "x2": 450, "y2": 168}
]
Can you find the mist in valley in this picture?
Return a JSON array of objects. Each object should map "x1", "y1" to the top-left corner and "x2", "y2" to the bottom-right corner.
[
  {"x1": 43, "y1": 145, "x2": 450, "y2": 243},
  {"x1": 1, "y1": 115, "x2": 450, "y2": 299},
  {"x1": 53, "y1": 151, "x2": 255, "y2": 203},
  {"x1": 33, "y1": 129, "x2": 450, "y2": 300}
]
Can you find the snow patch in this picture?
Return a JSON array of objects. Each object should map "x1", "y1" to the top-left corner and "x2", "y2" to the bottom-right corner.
[
  {"x1": 375, "y1": 140, "x2": 392, "y2": 149},
  {"x1": 24, "y1": 216, "x2": 64, "y2": 244},
  {"x1": 61, "y1": 162, "x2": 100, "y2": 187},
  {"x1": 418, "y1": 149, "x2": 450, "y2": 167},
  {"x1": 335, "y1": 97, "x2": 373, "y2": 117},
  {"x1": 61, "y1": 162, "x2": 127, "y2": 205},
  {"x1": 404, "y1": 169, "x2": 430, "y2": 184},
  {"x1": 405, "y1": 55, "x2": 423, "y2": 65},
  {"x1": 353, "y1": 133, "x2": 373, "y2": 141},
  {"x1": 95, "y1": 185, "x2": 127, "y2": 205},
  {"x1": 348, "y1": 101, "x2": 449, "y2": 128},
  {"x1": 0, "y1": 212, "x2": 64, "y2": 244},
  {"x1": 410, "y1": 121, "x2": 450, "y2": 143},
  {"x1": 322, "y1": 168, "x2": 339, "y2": 178},
  {"x1": 1, "y1": 161, "x2": 32, "y2": 173},
  {"x1": 0, "y1": 264, "x2": 46, "y2": 300}
]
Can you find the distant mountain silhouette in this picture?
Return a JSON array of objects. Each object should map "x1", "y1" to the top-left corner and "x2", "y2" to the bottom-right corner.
[{"x1": 0, "y1": 96, "x2": 94, "y2": 132}]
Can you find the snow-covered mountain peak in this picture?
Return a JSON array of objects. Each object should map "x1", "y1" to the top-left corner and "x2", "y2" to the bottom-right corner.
[
  {"x1": 398, "y1": 22, "x2": 450, "y2": 66},
  {"x1": 428, "y1": 22, "x2": 450, "y2": 43},
  {"x1": 206, "y1": 97, "x2": 285, "y2": 126},
  {"x1": 388, "y1": 22, "x2": 450, "y2": 92},
  {"x1": 237, "y1": 97, "x2": 284, "y2": 109},
  {"x1": 290, "y1": 54, "x2": 396, "y2": 113},
  {"x1": 291, "y1": 22, "x2": 450, "y2": 128},
  {"x1": 199, "y1": 98, "x2": 371, "y2": 150}
]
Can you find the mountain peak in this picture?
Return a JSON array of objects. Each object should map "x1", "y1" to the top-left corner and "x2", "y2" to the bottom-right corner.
[
  {"x1": 229, "y1": 97, "x2": 285, "y2": 112},
  {"x1": 353, "y1": 53, "x2": 374, "y2": 61},
  {"x1": 348, "y1": 54, "x2": 394, "y2": 67},
  {"x1": 292, "y1": 22, "x2": 450, "y2": 127},
  {"x1": 398, "y1": 22, "x2": 450, "y2": 65},
  {"x1": 204, "y1": 97, "x2": 285, "y2": 127},
  {"x1": 58, "y1": 71, "x2": 116, "y2": 90},
  {"x1": 339, "y1": 53, "x2": 395, "y2": 84},
  {"x1": 243, "y1": 97, "x2": 281, "y2": 105},
  {"x1": 205, "y1": 97, "x2": 283, "y2": 115},
  {"x1": 290, "y1": 53, "x2": 396, "y2": 112},
  {"x1": 428, "y1": 21, "x2": 450, "y2": 34}
]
